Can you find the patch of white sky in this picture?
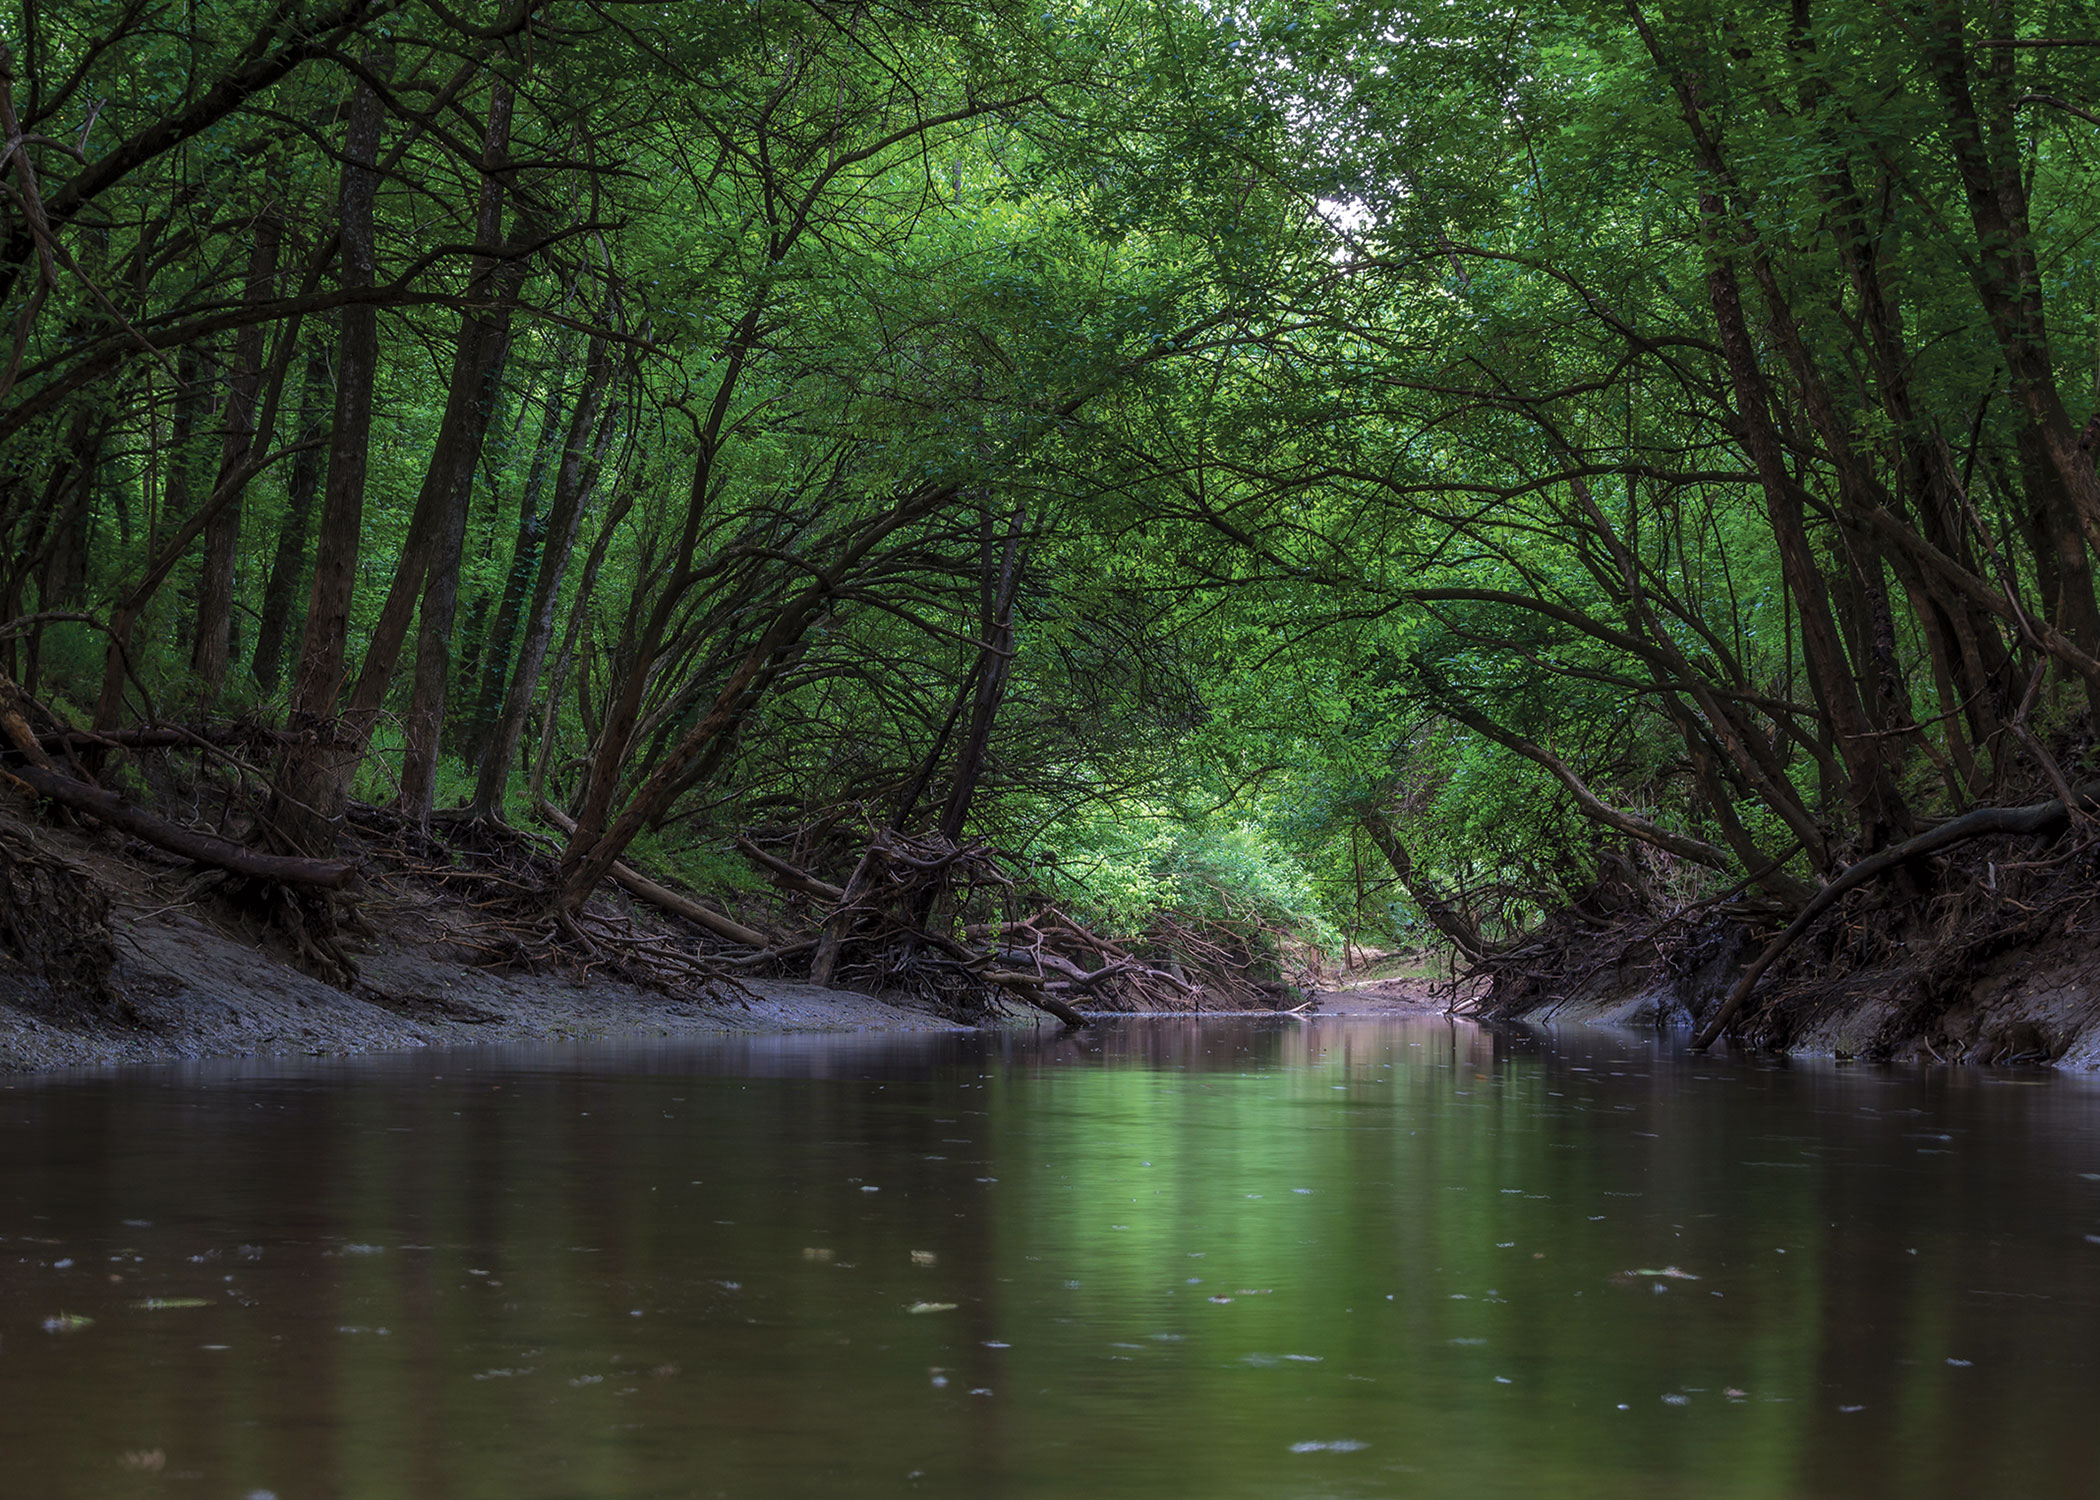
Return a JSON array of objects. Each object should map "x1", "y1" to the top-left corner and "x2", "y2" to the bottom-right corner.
[{"x1": 1191, "y1": 0, "x2": 1536, "y2": 252}]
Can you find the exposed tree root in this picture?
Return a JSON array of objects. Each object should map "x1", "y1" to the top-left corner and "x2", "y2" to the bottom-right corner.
[
  {"x1": 3, "y1": 704, "x2": 1307, "y2": 1029},
  {"x1": 1689, "y1": 786, "x2": 2100, "y2": 1049},
  {"x1": 0, "y1": 813, "x2": 118, "y2": 1015},
  {"x1": 1476, "y1": 802, "x2": 2100, "y2": 1063}
]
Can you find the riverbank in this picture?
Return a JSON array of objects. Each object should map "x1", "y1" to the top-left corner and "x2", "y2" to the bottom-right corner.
[
  {"x1": 0, "y1": 805, "x2": 986, "y2": 1073},
  {"x1": 16, "y1": 790, "x2": 2098, "y2": 1075},
  {"x1": 1475, "y1": 902, "x2": 2100, "y2": 1070},
  {"x1": 0, "y1": 892, "x2": 962, "y2": 1072}
]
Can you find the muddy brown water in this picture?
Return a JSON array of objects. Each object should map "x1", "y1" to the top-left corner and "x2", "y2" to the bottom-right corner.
[{"x1": 2, "y1": 1017, "x2": 2097, "y2": 1499}]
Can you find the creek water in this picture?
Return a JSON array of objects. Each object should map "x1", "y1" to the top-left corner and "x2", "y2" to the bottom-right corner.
[{"x1": 2, "y1": 1017, "x2": 2098, "y2": 1499}]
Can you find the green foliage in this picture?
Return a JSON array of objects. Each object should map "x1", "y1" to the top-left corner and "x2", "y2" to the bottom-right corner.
[{"x1": 11, "y1": 0, "x2": 2100, "y2": 967}]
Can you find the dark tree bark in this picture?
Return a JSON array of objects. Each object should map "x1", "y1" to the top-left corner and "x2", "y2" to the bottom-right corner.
[
  {"x1": 1361, "y1": 811, "x2": 1484, "y2": 962},
  {"x1": 269, "y1": 58, "x2": 388, "y2": 856},
  {"x1": 251, "y1": 336, "x2": 331, "y2": 695},
  {"x1": 461, "y1": 358, "x2": 573, "y2": 762},
  {"x1": 553, "y1": 482, "x2": 960, "y2": 914},
  {"x1": 469, "y1": 337, "x2": 614, "y2": 818},
  {"x1": 937, "y1": 505, "x2": 1027, "y2": 843},
  {"x1": 191, "y1": 178, "x2": 283, "y2": 700},
  {"x1": 395, "y1": 78, "x2": 527, "y2": 820}
]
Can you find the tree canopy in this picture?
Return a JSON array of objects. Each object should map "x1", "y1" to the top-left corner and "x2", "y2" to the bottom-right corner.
[{"x1": 6, "y1": 0, "x2": 2100, "y2": 1011}]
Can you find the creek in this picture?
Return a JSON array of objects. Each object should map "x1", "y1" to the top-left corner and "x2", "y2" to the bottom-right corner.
[{"x1": 3, "y1": 1017, "x2": 2097, "y2": 1498}]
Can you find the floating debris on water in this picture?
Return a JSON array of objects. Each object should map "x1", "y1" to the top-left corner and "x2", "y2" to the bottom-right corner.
[
  {"x1": 133, "y1": 1298, "x2": 210, "y2": 1310},
  {"x1": 41, "y1": 1313, "x2": 92, "y2": 1333},
  {"x1": 907, "y1": 1302, "x2": 957, "y2": 1314},
  {"x1": 1289, "y1": 1440, "x2": 1367, "y2": 1454}
]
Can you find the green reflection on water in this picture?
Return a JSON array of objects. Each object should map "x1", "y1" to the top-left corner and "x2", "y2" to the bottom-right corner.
[{"x1": 2, "y1": 1019, "x2": 2097, "y2": 1500}]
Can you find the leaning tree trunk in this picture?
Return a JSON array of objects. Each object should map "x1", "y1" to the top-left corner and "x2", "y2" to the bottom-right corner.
[
  {"x1": 1361, "y1": 811, "x2": 1484, "y2": 962},
  {"x1": 812, "y1": 506, "x2": 1026, "y2": 986}
]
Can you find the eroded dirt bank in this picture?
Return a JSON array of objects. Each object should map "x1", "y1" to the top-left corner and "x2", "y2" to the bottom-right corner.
[
  {"x1": 1474, "y1": 901, "x2": 2100, "y2": 1069},
  {"x1": 0, "y1": 812, "x2": 971, "y2": 1074},
  {"x1": 0, "y1": 903, "x2": 962, "y2": 1073}
]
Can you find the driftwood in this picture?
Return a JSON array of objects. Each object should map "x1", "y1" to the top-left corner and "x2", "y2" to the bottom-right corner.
[
  {"x1": 1689, "y1": 787, "x2": 2099, "y2": 1050},
  {"x1": 540, "y1": 801, "x2": 772, "y2": 948}
]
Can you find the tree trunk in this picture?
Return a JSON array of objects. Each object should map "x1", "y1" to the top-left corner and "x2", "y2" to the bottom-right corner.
[
  {"x1": 191, "y1": 179, "x2": 283, "y2": 701},
  {"x1": 1361, "y1": 811, "x2": 1484, "y2": 961},
  {"x1": 469, "y1": 337, "x2": 615, "y2": 818},
  {"x1": 269, "y1": 58, "x2": 388, "y2": 856},
  {"x1": 937, "y1": 504, "x2": 1027, "y2": 843},
  {"x1": 379, "y1": 80, "x2": 527, "y2": 821},
  {"x1": 1926, "y1": 0, "x2": 2100, "y2": 708},
  {"x1": 461, "y1": 348, "x2": 574, "y2": 759},
  {"x1": 340, "y1": 170, "x2": 526, "y2": 760},
  {"x1": 251, "y1": 335, "x2": 331, "y2": 694},
  {"x1": 552, "y1": 474, "x2": 964, "y2": 914}
]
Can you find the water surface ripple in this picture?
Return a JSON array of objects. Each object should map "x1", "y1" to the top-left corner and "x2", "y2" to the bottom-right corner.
[{"x1": 3, "y1": 1017, "x2": 2097, "y2": 1498}]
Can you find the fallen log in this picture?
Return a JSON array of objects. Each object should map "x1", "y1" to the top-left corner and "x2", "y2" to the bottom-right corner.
[
  {"x1": 734, "y1": 836, "x2": 846, "y2": 902},
  {"x1": 36, "y1": 724, "x2": 304, "y2": 754},
  {"x1": 5, "y1": 762, "x2": 357, "y2": 889},
  {"x1": 981, "y1": 971, "x2": 1090, "y2": 1027},
  {"x1": 1689, "y1": 786, "x2": 2100, "y2": 1050},
  {"x1": 0, "y1": 672, "x2": 356, "y2": 890},
  {"x1": 541, "y1": 801, "x2": 773, "y2": 948}
]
